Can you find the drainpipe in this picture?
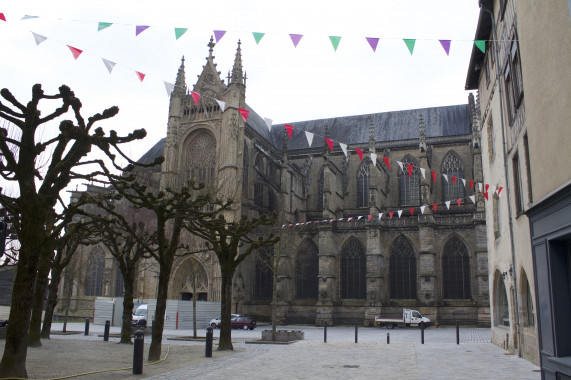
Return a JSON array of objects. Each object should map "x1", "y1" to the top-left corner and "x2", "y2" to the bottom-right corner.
[{"x1": 481, "y1": 3, "x2": 521, "y2": 356}]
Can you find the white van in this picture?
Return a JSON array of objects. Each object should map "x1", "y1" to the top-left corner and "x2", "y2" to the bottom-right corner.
[{"x1": 131, "y1": 304, "x2": 148, "y2": 327}]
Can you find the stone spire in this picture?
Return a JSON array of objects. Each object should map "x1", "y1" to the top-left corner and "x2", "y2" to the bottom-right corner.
[
  {"x1": 231, "y1": 40, "x2": 244, "y2": 85},
  {"x1": 207, "y1": 36, "x2": 215, "y2": 62},
  {"x1": 173, "y1": 56, "x2": 186, "y2": 97},
  {"x1": 419, "y1": 114, "x2": 427, "y2": 153}
]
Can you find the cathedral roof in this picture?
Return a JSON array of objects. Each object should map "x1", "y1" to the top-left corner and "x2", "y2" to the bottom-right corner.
[{"x1": 136, "y1": 137, "x2": 165, "y2": 167}]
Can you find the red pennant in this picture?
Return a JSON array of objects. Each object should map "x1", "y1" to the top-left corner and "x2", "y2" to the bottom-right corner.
[
  {"x1": 135, "y1": 71, "x2": 145, "y2": 82},
  {"x1": 367, "y1": 214, "x2": 372, "y2": 222},
  {"x1": 325, "y1": 138, "x2": 334, "y2": 152},
  {"x1": 285, "y1": 124, "x2": 294, "y2": 139},
  {"x1": 456, "y1": 198, "x2": 462, "y2": 207},
  {"x1": 239, "y1": 108, "x2": 249, "y2": 122},
  {"x1": 432, "y1": 171, "x2": 437, "y2": 183},
  {"x1": 469, "y1": 180, "x2": 474, "y2": 190},
  {"x1": 485, "y1": 184, "x2": 490, "y2": 193},
  {"x1": 383, "y1": 156, "x2": 391, "y2": 170},
  {"x1": 409, "y1": 208, "x2": 415, "y2": 216},
  {"x1": 452, "y1": 176, "x2": 457, "y2": 184},
  {"x1": 432, "y1": 203, "x2": 438, "y2": 212},
  {"x1": 0, "y1": 13, "x2": 6, "y2": 22},
  {"x1": 408, "y1": 164, "x2": 413, "y2": 178},
  {"x1": 497, "y1": 186, "x2": 503, "y2": 196},
  {"x1": 355, "y1": 148, "x2": 363, "y2": 161},
  {"x1": 389, "y1": 211, "x2": 394, "y2": 219},
  {"x1": 190, "y1": 91, "x2": 200, "y2": 104},
  {"x1": 67, "y1": 45, "x2": 83, "y2": 60},
  {"x1": 483, "y1": 192, "x2": 489, "y2": 201}
]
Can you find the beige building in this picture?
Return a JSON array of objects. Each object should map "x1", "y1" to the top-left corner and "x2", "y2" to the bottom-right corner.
[{"x1": 466, "y1": 0, "x2": 571, "y2": 375}]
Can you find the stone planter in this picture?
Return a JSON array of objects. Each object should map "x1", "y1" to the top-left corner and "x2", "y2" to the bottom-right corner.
[{"x1": 261, "y1": 329, "x2": 304, "y2": 342}]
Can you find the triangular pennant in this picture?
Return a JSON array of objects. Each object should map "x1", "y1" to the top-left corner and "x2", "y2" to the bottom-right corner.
[
  {"x1": 442, "y1": 173, "x2": 449, "y2": 183},
  {"x1": 304, "y1": 131, "x2": 314, "y2": 146},
  {"x1": 420, "y1": 168, "x2": 426, "y2": 179},
  {"x1": 408, "y1": 164, "x2": 414, "y2": 178},
  {"x1": 383, "y1": 156, "x2": 391, "y2": 170},
  {"x1": 174, "y1": 28, "x2": 188, "y2": 40},
  {"x1": 67, "y1": 45, "x2": 83, "y2": 60},
  {"x1": 135, "y1": 71, "x2": 145, "y2": 82},
  {"x1": 239, "y1": 108, "x2": 249, "y2": 122},
  {"x1": 456, "y1": 198, "x2": 462, "y2": 207},
  {"x1": 397, "y1": 161, "x2": 404, "y2": 172},
  {"x1": 439, "y1": 39, "x2": 451, "y2": 56},
  {"x1": 97, "y1": 22, "x2": 112, "y2": 31},
  {"x1": 325, "y1": 138, "x2": 334, "y2": 152},
  {"x1": 338, "y1": 218, "x2": 345, "y2": 221},
  {"x1": 483, "y1": 192, "x2": 489, "y2": 201},
  {"x1": 190, "y1": 91, "x2": 200, "y2": 104},
  {"x1": 252, "y1": 32, "x2": 265, "y2": 45},
  {"x1": 21, "y1": 15, "x2": 38, "y2": 20},
  {"x1": 475, "y1": 40, "x2": 486, "y2": 53},
  {"x1": 389, "y1": 211, "x2": 394, "y2": 219},
  {"x1": 163, "y1": 81, "x2": 174, "y2": 97},
  {"x1": 403, "y1": 39, "x2": 416, "y2": 55},
  {"x1": 31, "y1": 32, "x2": 47, "y2": 45},
  {"x1": 215, "y1": 99, "x2": 226, "y2": 112},
  {"x1": 357, "y1": 216, "x2": 363, "y2": 220},
  {"x1": 452, "y1": 176, "x2": 457, "y2": 184},
  {"x1": 340, "y1": 143, "x2": 348, "y2": 157},
  {"x1": 409, "y1": 208, "x2": 415, "y2": 216},
  {"x1": 378, "y1": 213, "x2": 383, "y2": 220},
  {"x1": 102, "y1": 58, "x2": 116, "y2": 73},
  {"x1": 367, "y1": 215, "x2": 372, "y2": 222},
  {"x1": 445, "y1": 201, "x2": 451, "y2": 210},
  {"x1": 329, "y1": 36, "x2": 342, "y2": 51},
  {"x1": 432, "y1": 203, "x2": 438, "y2": 212},
  {"x1": 461, "y1": 178, "x2": 466, "y2": 187},
  {"x1": 397, "y1": 210, "x2": 403, "y2": 218},
  {"x1": 347, "y1": 217, "x2": 354, "y2": 222},
  {"x1": 264, "y1": 117, "x2": 272, "y2": 131},
  {"x1": 282, "y1": 224, "x2": 286, "y2": 229},
  {"x1": 371, "y1": 153, "x2": 377, "y2": 164},
  {"x1": 136, "y1": 25, "x2": 149, "y2": 36},
  {"x1": 355, "y1": 148, "x2": 363, "y2": 161},
  {"x1": 214, "y1": 30, "x2": 226, "y2": 42},
  {"x1": 485, "y1": 184, "x2": 490, "y2": 193},
  {"x1": 478, "y1": 183, "x2": 483, "y2": 193},
  {"x1": 469, "y1": 195, "x2": 476, "y2": 204},
  {"x1": 469, "y1": 180, "x2": 474, "y2": 190},
  {"x1": 0, "y1": 13, "x2": 6, "y2": 22},
  {"x1": 432, "y1": 171, "x2": 437, "y2": 183},
  {"x1": 420, "y1": 205, "x2": 426, "y2": 214},
  {"x1": 497, "y1": 186, "x2": 503, "y2": 196},
  {"x1": 366, "y1": 37, "x2": 379, "y2": 52},
  {"x1": 285, "y1": 124, "x2": 294, "y2": 139},
  {"x1": 289, "y1": 34, "x2": 303, "y2": 47}
]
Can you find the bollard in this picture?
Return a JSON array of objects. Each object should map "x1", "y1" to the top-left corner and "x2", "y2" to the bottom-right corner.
[
  {"x1": 355, "y1": 320, "x2": 358, "y2": 344},
  {"x1": 421, "y1": 323, "x2": 425, "y2": 344},
  {"x1": 324, "y1": 322, "x2": 327, "y2": 343},
  {"x1": 103, "y1": 320, "x2": 110, "y2": 342},
  {"x1": 84, "y1": 318, "x2": 90, "y2": 336},
  {"x1": 205, "y1": 327, "x2": 213, "y2": 358},
  {"x1": 456, "y1": 321, "x2": 460, "y2": 345},
  {"x1": 132, "y1": 330, "x2": 144, "y2": 375},
  {"x1": 387, "y1": 332, "x2": 390, "y2": 344}
]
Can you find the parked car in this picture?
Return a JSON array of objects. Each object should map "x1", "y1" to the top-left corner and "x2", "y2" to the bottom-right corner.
[
  {"x1": 209, "y1": 314, "x2": 240, "y2": 328},
  {"x1": 131, "y1": 304, "x2": 148, "y2": 327},
  {"x1": 231, "y1": 316, "x2": 256, "y2": 330}
]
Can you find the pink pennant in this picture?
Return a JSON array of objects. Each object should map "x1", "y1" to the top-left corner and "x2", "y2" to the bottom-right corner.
[
  {"x1": 408, "y1": 164, "x2": 413, "y2": 178},
  {"x1": 367, "y1": 215, "x2": 372, "y2": 222},
  {"x1": 136, "y1": 25, "x2": 149, "y2": 36},
  {"x1": 483, "y1": 192, "x2": 489, "y2": 201},
  {"x1": 366, "y1": 37, "x2": 379, "y2": 52},
  {"x1": 439, "y1": 39, "x2": 451, "y2": 56},
  {"x1": 347, "y1": 217, "x2": 354, "y2": 222},
  {"x1": 469, "y1": 180, "x2": 474, "y2": 190},
  {"x1": 190, "y1": 91, "x2": 200, "y2": 104},
  {"x1": 285, "y1": 124, "x2": 294, "y2": 139},
  {"x1": 289, "y1": 34, "x2": 303, "y2": 47},
  {"x1": 0, "y1": 13, "x2": 6, "y2": 22},
  {"x1": 325, "y1": 138, "x2": 334, "y2": 152},
  {"x1": 389, "y1": 211, "x2": 394, "y2": 219},
  {"x1": 355, "y1": 148, "x2": 363, "y2": 161},
  {"x1": 239, "y1": 108, "x2": 249, "y2": 122},
  {"x1": 432, "y1": 203, "x2": 438, "y2": 212},
  {"x1": 432, "y1": 171, "x2": 437, "y2": 183},
  {"x1": 383, "y1": 156, "x2": 390, "y2": 170},
  {"x1": 214, "y1": 30, "x2": 226, "y2": 42},
  {"x1": 456, "y1": 198, "x2": 462, "y2": 207},
  {"x1": 135, "y1": 71, "x2": 145, "y2": 82},
  {"x1": 409, "y1": 208, "x2": 415, "y2": 216},
  {"x1": 67, "y1": 45, "x2": 83, "y2": 60},
  {"x1": 452, "y1": 176, "x2": 457, "y2": 184}
]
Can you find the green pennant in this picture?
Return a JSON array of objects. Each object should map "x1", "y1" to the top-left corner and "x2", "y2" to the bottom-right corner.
[
  {"x1": 475, "y1": 40, "x2": 486, "y2": 53},
  {"x1": 403, "y1": 39, "x2": 416, "y2": 55},
  {"x1": 175, "y1": 28, "x2": 188, "y2": 40},
  {"x1": 329, "y1": 36, "x2": 342, "y2": 52},
  {"x1": 252, "y1": 32, "x2": 265, "y2": 45},
  {"x1": 97, "y1": 22, "x2": 112, "y2": 31}
]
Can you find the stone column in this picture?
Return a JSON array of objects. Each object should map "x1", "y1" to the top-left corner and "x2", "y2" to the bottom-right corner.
[
  {"x1": 364, "y1": 226, "x2": 383, "y2": 326},
  {"x1": 315, "y1": 227, "x2": 335, "y2": 326}
]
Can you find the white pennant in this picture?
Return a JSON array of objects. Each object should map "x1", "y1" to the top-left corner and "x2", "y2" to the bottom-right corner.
[
  {"x1": 305, "y1": 131, "x2": 314, "y2": 147},
  {"x1": 445, "y1": 201, "x2": 451, "y2": 209},
  {"x1": 101, "y1": 58, "x2": 116, "y2": 73},
  {"x1": 420, "y1": 205, "x2": 426, "y2": 214},
  {"x1": 215, "y1": 99, "x2": 226, "y2": 112},
  {"x1": 264, "y1": 117, "x2": 272, "y2": 131},
  {"x1": 478, "y1": 183, "x2": 483, "y2": 193},
  {"x1": 397, "y1": 210, "x2": 403, "y2": 218},
  {"x1": 378, "y1": 213, "x2": 383, "y2": 220},
  {"x1": 163, "y1": 81, "x2": 174, "y2": 96},
  {"x1": 340, "y1": 143, "x2": 348, "y2": 157},
  {"x1": 32, "y1": 32, "x2": 47, "y2": 45},
  {"x1": 469, "y1": 195, "x2": 476, "y2": 204},
  {"x1": 461, "y1": 178, "x2": 466, "y2": 187},
  {"x1": 442, "y1": 174, "x2": 448, "y2": 183},
  {"x1": 420, "y1": 168, "x2": 426, "y2": 179},
  {"x1": 295, "y1": 223, "x2": 300, "y2": 226},
  {"x1": 357, "y1": 216, "x2": 363, "y2": 220},
  {"x1": 371, "y1": 153, "x2": 377, "y2": 164},
  {"x1": 282, "y1": 224, "x2": 286, "y2": 228},
  {"x1": 397, "y1": 161, "x2": 404, "y2": 172}
]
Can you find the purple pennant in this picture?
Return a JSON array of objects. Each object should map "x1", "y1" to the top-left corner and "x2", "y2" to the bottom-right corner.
[
  {"x1": 214, "y1": 30, "x2": 226, "y2": 42},
  {"x1": 289, "y1": 34, "x2": 303, "y2": 48},
  {"x1": 439, "y1": 39, "x2": 451, "y2": 56},
  {"x1": 136, "y1": 25, "x2": 149, "y2": 36},
  {"x1": 366, "y1": 37, "x2": 379, "y2": 52}
]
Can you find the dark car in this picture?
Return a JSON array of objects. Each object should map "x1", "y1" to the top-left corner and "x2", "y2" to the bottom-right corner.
[
  {"x1": 209, "y1": 314, "x2": 241, "y2": 328},
  {"x1": 231, "y1": 316, "x2": 256, "y2": 330}
]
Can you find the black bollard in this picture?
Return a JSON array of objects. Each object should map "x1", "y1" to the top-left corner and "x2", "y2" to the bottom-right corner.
[
  {"x1": 133, "y1": 330, "x2": 144, "y2": 375},
  {"x1": 421, "y1": 324, "x2": 425, "y2": 344},
  {"x1": 205, "y1": 327, "x2": 213, "y2": 357},
  {"x1": 103, "y1": 320, "x2": 110, "y2": 342},
  {"x1": 84, "y1": 318, "x2": 90, "y2": 336},
  {"x1": 387, "y1": 332, "x2": 390, "y2": 344},
  {"x1": 355, "y1": 320, "x2": 358, "y2": 344},
  {"x1": 456, "y1": 321, "x2": 460, "y2": 345},
  {"x1": 324, "y1": 322, "x2": 327, "y2": 343}
]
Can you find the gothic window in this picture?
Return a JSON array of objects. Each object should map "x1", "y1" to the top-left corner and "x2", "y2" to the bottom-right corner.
[
  {"x1": 295, "y1": 240, "x2": 319, "y2": 299},
  {"x1": 442, "y1": 152, "x2": 465, "y2": 202},
  {"x1": 114, "y1": 264, "x2": 124, "y2": 297},
  {"x1": 85, "y1": 247, "x2": 105, "y2": 297},
  {"x1": 242, "y1": 143, "x2": 249, "y2": 196},
  {"x1": 254, "y1": 183, "x2": 264, "y2": 207},
  {"x1": 318, "y1": 169, "x2": 324, "y2": 210},
  {"x1": 493, "y1": 271, "x2": 510, "y2": 326},
  {"x1": 399, "y1": 156, "x2": 420, "y2": 206},
  {"x1": 442, "y1": 236, "x2": 471, "y2": 299},
  {"x1": 390, "y1": 236, "x2": 417, "y2": 299},
  {"x1": 521, "y1": 271, "x2": 535, "y2": 327},
  {"x1": 341, "y1": 238, "x2": 366, "y2": 299},
  {"x1": 254, "y1": 247, "x2": 273, "y2": 299},
  {"x1": 357, "y1": 161, "x2": 370, "y2": 208},
  {"x1": 188, "y1": 132, "x2": 216, "y2": 186},
  {"x1": 255, "y1": 154, "x2": 264, "y2": 173}
]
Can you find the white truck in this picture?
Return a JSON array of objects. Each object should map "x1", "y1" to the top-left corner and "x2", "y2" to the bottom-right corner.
[{"x1": 375, "y1": 308, "x2": 430, "y2": 329}]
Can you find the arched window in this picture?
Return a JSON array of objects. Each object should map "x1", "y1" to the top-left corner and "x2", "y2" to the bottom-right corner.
[
  {"x1": 493, "y1": 271, "x2": 510, "y2": 326},
  {"x1": 318, "y1": 169, "x2": 324, "y2": 210},
  {"x1": 442, "y1": 236, "x2": 471, "y2": 299},
  {"x1": 188, "y1": 132, "x2": 216, "y2": 185},
  {"x1": 85, "y1": 247, "x2": 105, "y2": 297},
  {"x1": 254, "y1": 246, "x2": 273, "y2": 299},
  {"x1": 242, "y1": 143, "x2": 249, "y2": 196},
  {"x1": 295, "y1": 240, "x2": 319, "y2": 299},
  {"x1": 254, "y1": 183, "x2": 265, "y2": 206},
  {"x1": 442, "y1": 152, "x2": 465, "y2": 202},
  {"x1": 254, "y1": 154, "x2": 264, "y2": 173},
  {"x1": 341, "y1": 238, "x2": 366, "y2": 299},
  {"x1": 521, "y1": 271, "x2": 535, "y2": 326},
  {"x1": 357, "y1": 161, "x2": 370, "y2": 208},
  {"x1": 390, "y1": 236, "x2": 417, "y2": 299},
  {"x1": 114, "y1": 264, "x2": 124, "y2": 297},
  {"x1": 399, "y1": 156, "x2": 420, "y2": 206}
]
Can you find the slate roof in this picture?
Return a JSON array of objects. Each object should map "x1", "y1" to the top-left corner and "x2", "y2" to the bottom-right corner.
[{"x1": 136, "y1": 137, "x2": 165, "y2": 166}]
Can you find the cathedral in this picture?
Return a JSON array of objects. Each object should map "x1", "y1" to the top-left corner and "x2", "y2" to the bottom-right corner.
[{"x1": 63, "y1": 39, "x2": 490, "y2": 327}]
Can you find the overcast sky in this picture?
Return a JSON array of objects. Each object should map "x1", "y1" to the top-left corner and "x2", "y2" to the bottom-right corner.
[{"x1": 1, "y1": 0, "x2": 480, "y2": 162}]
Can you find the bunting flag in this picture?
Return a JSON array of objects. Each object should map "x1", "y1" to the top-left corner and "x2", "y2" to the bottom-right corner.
[
  {"x1": 102, "y1": 58, "x2": 116, "y2": 73},
  {"x1": 378, "y1": 213, "x2": 383, "y2": 220},
  {"x1": 442, "y1": 173, "x2": 449, "y2": 183},
  {"x1": 420, "y1": 167, "x2": 426, "y2": 179},
  {"x1": 497, "y1": 186, "x2": 503, "y2": 196},
  {"x1": 135, "y1": 71, "x2": 146, "y2": 82},
  {"x1": 325, "y1": 138, "x2": 334, "y2": 152},
  {"x1": 31, "y1": 32, "x2": 47, "y2": 45},
  {"x1": 420, "y1": 205, "x2": 426, "y2": 214},
  {"x1": 483, "y1": 192, "x2": 489, "y2": 201},
  {"x1": 409, "y1": 208, "x2": 415, "y2": 216},
  {"x1": 485, "y1": 184, "x2": 490, "y2": 193},
  {"x1": 163, "y1": 81, "x2": 174, "y2": 96},
  {"x1": 347, "y1": 217, "x2": 354, "y2": 222},
  {"x1": 439, "y1": 39, "x2": 451, "y2": 55},
  {"x1": 389, "y1": 211, "x2": 394, "y2": 219},
  {"x1": 469, "y1": 180, "x2": 474, "y2": 190},
  {"x1": 478, "y1": 183, "x2": 483, "y2": 193},
  {"x1": 190, "y1": 90, "x2": 200, "y2": 104},
  {"x1": 329, "y1": 36, "x2": 342, "y2": 51},
  {"x1": 367, "y1": 215, "x2": 372, "y2": 222},
  {"x1": 304, "y1": 131, "x2": 314, "y2": 146},
  {"x1": 461, "y1": 178, "x2": 466, "y2": 187},
  {"x1": 475, "y1": 40, "x2": 486, "y2": 53},
  {"x1": 469, "y1": 195, "x2": 476, "y2": 204},
  {"x1": 407, "y1": 164, "x2": 414, "y2": 178},
  {"x1": 403, "y1": 39, "x2": 416, "y2": 55},
  {"x1": 445, "y1": 200, "x2": 451, "y2": 210},
  {"x1": 252, "y1": 32, "x2": 265, "y2": 44},
  {"x1": 136, "y1": 25, "x2": 149, "y2": 36},
  {"x1": 67, "y1": 45, "x2": 83, "y2": 60},
  {"x1": 456, "y1": 198, "x2": 462, "y2": 207},
  {"x1": 383, "y1": 156, "x2": 391, "y2": 170},
  {"x1": 239, "y1": 107, "x2": 249, "y2": 122},
  {"x1": 0, "y1": 13, "x2": 5, "y2": 22},
  {"x1": 366, "y1": 37, "x2": 379, "y2": 52},
  {"x1": 432, "y1": 203, "x2": 438, "y2": 212},
  {"x1": 97, "y1": 22, "x2": 112, "y2": 31},
  {"x1": 22, "y1": 15, "x2": 38, "y2": 20},
  {"x1": 215, "y1": 99, "x2": 226, "y2": 112},
  {"x1": 264, "y1": 117, "x2": 272, "y2": 131},
  {"x1": 357, "y1": 216, "x2": 363, "y2": 220},
  {"x1": 432, "y1": 171, "x2": 437, "y2": 183},
  {"x1": 214, "y1": 30, "x2": 226, "y2": 42},
  {"x1": 174, "y1": 28, "x2": 188, "y2": 40},
  {"x1": 397, "y1": 210, "x2": 403, "y2": 218},
  {"x1": 371, "y1": 153, "x2": 377, "y2": 164},
  {"x1": 452, "y1": 176, "x2": 457, "y2": 184},
  {"x1": 285, "y1": 124, "x2": 294, "y2": 139},
  {"x1": 355, "y1": 148, "x2": 363, "y2": 161},
  {"x1": 289, "y1": 34, "x2": 303, "y2": 47},
  {"x1": 397, "y1": 161, "x2": 404, "y2": 172},
  {"x1": 340, "y1": 143, "x2": 348, "y2": 157}
]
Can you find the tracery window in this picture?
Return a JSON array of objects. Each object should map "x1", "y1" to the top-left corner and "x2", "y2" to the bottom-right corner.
[
  {"x1": 254, "y1": 247, "x2": 273, "y2": 299},
  {"x1": 399, "y1": 156, "x2": 420, "y2": 206},
  {"x1": 442, "y1": 152, "x2": 465, "y2": 202},
  {"x1": 295, "y1": 240, "x2": 319, "y2": 299},
  {"x1": 390, "y1": 236, "x2": 417, "y2": 299},
  {"x1": 341, "y1": 238, "x2": 366, "y2": 299},
  {"x1": 357, "y1": 161, "x2": 370, "y2": 208},
  {"x1": 188, "y1": 132, "x2": 216, "y2": 185},
  {"x1": 85, "y1": 247, "x2": 105, "y2": 297},
  {"x1": 442, "y1": 236, "x2": 470, "y2": 299}
]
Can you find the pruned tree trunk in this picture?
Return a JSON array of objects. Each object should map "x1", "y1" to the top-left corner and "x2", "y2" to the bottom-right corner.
[
  {"x1": 218, "y1": 264, "x2": 234, "y2": 351},
  {"x1": 62, "y1": 273, "x2": 73, "y2": 333},
  {"x1": 147, "y1": 260, "x2": 173, "y2": 361},
  {"x1": 28, "y1": 247, "x2": 53, "y2": 347},
  {"x1": 192, "y1": 262, "x2": 197, "y2": 339},
  {"x1": 119, "y1": 271, "x2": 135, "y2": 344},
  {"x1": 41, "y1": 267, "x2": 63, "y2": 339},
  {"x1": 271, "y1": 267, "x2": 278, "y2": 341}
]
